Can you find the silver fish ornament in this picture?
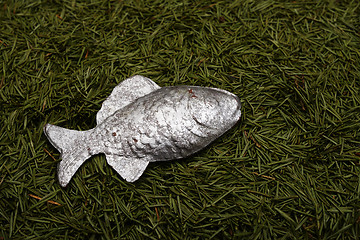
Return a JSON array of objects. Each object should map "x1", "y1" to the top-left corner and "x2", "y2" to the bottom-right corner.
[{"x1": 44, "y1": 75, "x2": 241, "y2": 187}]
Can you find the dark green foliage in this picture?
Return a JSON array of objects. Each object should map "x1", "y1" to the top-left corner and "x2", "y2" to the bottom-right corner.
[{"x1": 1, "y1": 0, "x2": 359, "y2": 239}]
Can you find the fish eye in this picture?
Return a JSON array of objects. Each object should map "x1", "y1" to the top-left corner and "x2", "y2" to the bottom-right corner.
[
  {"x1": 187, "y1": 88, "x2": 241, "y2": 130},
  {"x1": 188, "y1": 89, "x2": 219, "y2": 108},
  {"x1": 188, "y1": 94, "x2": 222, "y2": 128},
  {"x1": 204, "y1": 97, "x2": 220, "y2": 108}
]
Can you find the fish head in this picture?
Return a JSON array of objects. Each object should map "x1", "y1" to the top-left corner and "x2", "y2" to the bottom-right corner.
[{"x1": 187, "y1": 87, "x2": 241, "y2": 131}]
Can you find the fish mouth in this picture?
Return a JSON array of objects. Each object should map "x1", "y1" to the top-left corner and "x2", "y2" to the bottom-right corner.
[
  {"x1": 232, "y1": 95, "x2": 242, "y2": 121},
  {"x1": 43, "y1": 123, "x2": 50, "y2": 135}
]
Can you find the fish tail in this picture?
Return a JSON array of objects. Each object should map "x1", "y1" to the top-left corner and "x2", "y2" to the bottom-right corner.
[{"x1": 43, "y1": 123, "x2": 92, "y2": 187}]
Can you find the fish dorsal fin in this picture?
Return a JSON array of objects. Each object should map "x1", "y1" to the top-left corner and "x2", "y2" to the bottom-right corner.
[
  {"x1": 96, "y1": 75, "x2": 160, "y2": 124},
  {"x1": 106, "y1": 154, "x2": 150, "y2": 182}
]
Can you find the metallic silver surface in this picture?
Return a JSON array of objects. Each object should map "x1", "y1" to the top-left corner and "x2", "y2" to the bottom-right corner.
[{"x1": 44, "y1": 75, "x2": 241, "y2": 187}]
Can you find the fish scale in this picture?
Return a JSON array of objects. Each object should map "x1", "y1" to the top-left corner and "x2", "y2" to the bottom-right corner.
[{"x1": 44, "y1": 75, "x2": 241, "y2": 187}]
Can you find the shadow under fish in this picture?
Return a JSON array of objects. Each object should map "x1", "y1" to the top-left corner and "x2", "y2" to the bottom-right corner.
[{"x1": 44, "y1": 75, "x2": 241, "y2": 187}]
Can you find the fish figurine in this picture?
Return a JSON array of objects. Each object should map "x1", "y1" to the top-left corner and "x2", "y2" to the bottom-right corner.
[{"x1": 44, "y1": 75, "x2": 241, "y2": 187}]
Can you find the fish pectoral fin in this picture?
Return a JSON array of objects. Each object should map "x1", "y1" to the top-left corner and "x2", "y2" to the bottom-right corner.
[{"x1": 106, "y1": 154, "x2": 149, "y2": 182}]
